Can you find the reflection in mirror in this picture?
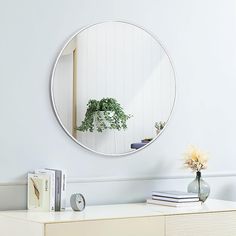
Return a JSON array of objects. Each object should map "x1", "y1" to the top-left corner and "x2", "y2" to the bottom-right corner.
[{"x1": 52, "y1": 21, "x2": 176, "y2": 156}]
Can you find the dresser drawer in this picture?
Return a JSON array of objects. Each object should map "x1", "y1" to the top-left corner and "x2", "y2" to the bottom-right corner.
[
  {"x1": 166, "y1": 211, "x2": 236, "y2": 236},
  {"x1": 45, "y1": 216, "x2": 164, "y2": 236}
]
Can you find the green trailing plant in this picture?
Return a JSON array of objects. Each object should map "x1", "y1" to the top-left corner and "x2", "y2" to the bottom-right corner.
[{"x1": 77, "y1": 98, "x2": 132, "y2": 132}]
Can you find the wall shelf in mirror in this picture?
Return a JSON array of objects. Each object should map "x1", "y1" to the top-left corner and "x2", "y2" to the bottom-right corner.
[{"x1": 51, "y1": 21, "x2": 176, "y2": 156}]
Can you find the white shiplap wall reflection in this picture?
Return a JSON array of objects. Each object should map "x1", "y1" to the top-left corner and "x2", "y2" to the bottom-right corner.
[
  {"x1": 75, "y1": 22, "x2": 175, "y2": 154},
  {"x1": 54, "y1": 55, "x2": 73, "y2": 133}
]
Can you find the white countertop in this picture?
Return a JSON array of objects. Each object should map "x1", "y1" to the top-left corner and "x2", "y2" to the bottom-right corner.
[{"x1": 1, "y1": 199, "x2": 236, "y2": 224}]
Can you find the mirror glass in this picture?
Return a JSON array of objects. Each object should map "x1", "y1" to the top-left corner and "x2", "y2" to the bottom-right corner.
[{"x1": 51, "y1": 21, "x2": 176, "y2": 156}]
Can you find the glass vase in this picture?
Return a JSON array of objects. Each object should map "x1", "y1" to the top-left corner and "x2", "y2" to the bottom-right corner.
[{"x1": 187, "y1": 171, "x2": 210, "y2": 202}]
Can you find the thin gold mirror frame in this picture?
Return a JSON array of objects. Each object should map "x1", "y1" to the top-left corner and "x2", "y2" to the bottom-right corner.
[{"x1": 50, "y1": 21, "x2": 177, "y2": 157}]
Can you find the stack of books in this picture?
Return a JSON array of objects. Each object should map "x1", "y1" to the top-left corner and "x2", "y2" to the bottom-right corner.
[
  {"x1": 27, "y1": 168, "x2": 66, "y2": 211},
  {"x1": 147, "y1": 191, "x2": 201, "y2": 207}
]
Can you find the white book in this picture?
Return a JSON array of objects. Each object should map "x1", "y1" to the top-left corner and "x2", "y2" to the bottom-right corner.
[
  {"x1": 60, "y1": 170, "x2": 66, "y2": 211},
  {"x1": 152, "y1": 191, "x2": 198, "y2": 199},
  {"x1": 147, "y1": 199, "x2": 202, "y2": 207},
  {"x1": 35, "y1": 169, "x2": 56, "y2": 211},
  {"x1": 46, "y1": 169, "x2": 62, "y2": 211},
  {"x1": 152, "y1": 196, "x2": 199, "y2": 203},
  {"x1": 27, "y1": 173, "x2": 50, "y2": 211}
]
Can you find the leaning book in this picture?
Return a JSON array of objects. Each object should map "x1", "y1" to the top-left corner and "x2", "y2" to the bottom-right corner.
[
  {"x1": 27, "y1": 173, "x2": 50, "y2": 211},
  {"x1": 35, "y1": 169, "x2": 56, "y2": 211}
]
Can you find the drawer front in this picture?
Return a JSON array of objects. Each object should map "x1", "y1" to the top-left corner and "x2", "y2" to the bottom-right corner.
[
  {"x1": 166, "y1": 211, "x2": 236, "y2": 236},
  {"x1": 45, "y1": 216, "x2": 164, "y2": 236}
]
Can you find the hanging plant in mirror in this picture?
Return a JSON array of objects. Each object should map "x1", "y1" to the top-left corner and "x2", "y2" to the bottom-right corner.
[{"x1": 77, "y1": 98, "x2": 132, "y2": 133}]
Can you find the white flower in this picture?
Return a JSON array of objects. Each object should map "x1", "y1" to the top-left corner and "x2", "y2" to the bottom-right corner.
[{"x1": 183, "y1": 146, "x2": 208, "y2": 172}]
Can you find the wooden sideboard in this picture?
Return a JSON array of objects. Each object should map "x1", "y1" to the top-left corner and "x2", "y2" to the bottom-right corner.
[{"x1": 1, "y1": 199, "x2": 236, "y2": 236}]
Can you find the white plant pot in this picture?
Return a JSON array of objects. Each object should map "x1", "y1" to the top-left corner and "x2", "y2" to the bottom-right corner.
[{"x1": 94, "y1": 111, "x2": 115, "y2": 130}]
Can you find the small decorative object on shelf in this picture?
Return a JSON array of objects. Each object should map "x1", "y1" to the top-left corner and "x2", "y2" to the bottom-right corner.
[
  {"x1": 184, "y1": 146, "x2": 210, "y2": 202},
  {"x1": 77, "y1": 98, "x2": 132, "y2": 132},
  {"x1": 131, "y1": 138, "x2": 153, "y2": 150},
  {"x1": 70, "y1": 193, "x2": 86, "y2": 211},
  {"x1": 155, "y1": 121, "x2": 166, "y2": 135}
]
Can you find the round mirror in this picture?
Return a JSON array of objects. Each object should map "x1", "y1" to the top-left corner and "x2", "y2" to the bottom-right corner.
[{"x1": 51, "y1": 21, "x2": 176, "y2": 156}]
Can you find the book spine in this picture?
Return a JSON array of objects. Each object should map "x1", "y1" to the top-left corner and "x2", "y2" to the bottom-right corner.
[
  {"x1": 49, "y1": 172, "x2": 55, "y2": 211},
  {"x1": 147, "y1": 199, "x2": 201, "y2": 207},
  {"x1": 60, "y1": 171, "x2": 66, "y2": 211},
  {"x1": 55, "y1": 171, "x2": 61, "y2": 211},
  {"x1": 43, "y1": 177, "x2": 50, "y2": 211},
  {"x1": 152, "y1": 192, "x2": 198, "y2": 199},
  {"x1": 152, "y1": 196, "x2": 199, "y2": 203}
]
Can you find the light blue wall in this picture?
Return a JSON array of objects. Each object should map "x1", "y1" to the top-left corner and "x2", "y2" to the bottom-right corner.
[{"x1": 1, "y1": 0, "x2": 236, "y2": 210}]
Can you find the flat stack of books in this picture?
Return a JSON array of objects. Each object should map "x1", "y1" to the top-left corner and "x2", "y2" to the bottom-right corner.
[
  {"x1": 147, "y1": 191, "x2": 201, "y2": 207},
  {"x1": 27, "y1": 168, "x2": 66, "y2": 211}
]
